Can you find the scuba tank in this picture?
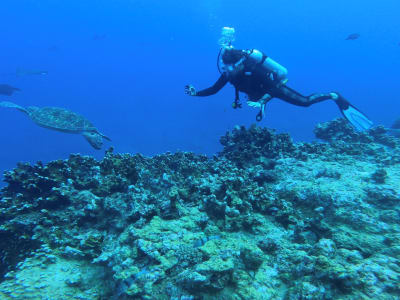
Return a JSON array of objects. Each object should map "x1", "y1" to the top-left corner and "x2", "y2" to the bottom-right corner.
[{"x1": 246, "y1": 49, "x2": 288, "y2": 85}]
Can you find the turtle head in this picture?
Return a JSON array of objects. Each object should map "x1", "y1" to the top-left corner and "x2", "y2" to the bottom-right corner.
[{"x1": 82, "y1": 131, "x2": 103, "y2": 150}]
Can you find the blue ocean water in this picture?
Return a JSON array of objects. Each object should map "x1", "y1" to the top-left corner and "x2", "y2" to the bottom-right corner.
[{"x1": 1, "y1": 0, "x2": 399, "y2": 184}]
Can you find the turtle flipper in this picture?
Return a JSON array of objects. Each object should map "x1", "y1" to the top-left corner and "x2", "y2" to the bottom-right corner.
[
  {"x1": 0, "y1": 101, "x2": 28, "y2": 113},
  {"x1": 82, "y1": 131, "x2": 103, "y2": 150},
  {"x1": 100, "y1": 133, "x2": 111, "y2": 141},
  {"x1": 82, "y1": 130, "x2": 111, "y2": 149},
  {"x1": 92, "y1": 128, "x2": 111, "y2": 141}
]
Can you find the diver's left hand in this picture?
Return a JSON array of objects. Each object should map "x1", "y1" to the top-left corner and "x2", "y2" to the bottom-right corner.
[
  {"x1": 185, "y1": 84, "x2": 197, "y2": 96},
  {"x1": 247, "y1": 101, "x2": 262, "y2": 108}
]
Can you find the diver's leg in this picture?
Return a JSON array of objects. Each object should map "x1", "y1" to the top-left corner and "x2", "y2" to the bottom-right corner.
[
  {"x1": 275, "y1": 86, "x2": 373, "y2": 131},
  {"x1": 276, "y1": 85, "x2": 333, "y2": 107}
]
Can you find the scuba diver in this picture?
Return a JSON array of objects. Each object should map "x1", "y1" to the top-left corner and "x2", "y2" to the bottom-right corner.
[{"x1": 185, "y1": 27, "x2": 373, "y2": 131}]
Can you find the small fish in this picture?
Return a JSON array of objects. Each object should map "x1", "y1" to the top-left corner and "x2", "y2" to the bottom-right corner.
[
  {"x1": 345, "y1": 33, "x2": 360, "y2": 40},
  {"x1": 16, "y1": 68, "x2": 48, "y2": 77},
  {"x1": 0, "y1": 84, "x2": 20, "y2": 96},
  {"x1": 193, "y1": 235, "x2": 221, "y2": 248},
  {"x1": 48, "y1": 45, "x2": 60, "y2": 52},
  {"x1": 93, "y1": 33, "x2": 107, "y2": 41}
]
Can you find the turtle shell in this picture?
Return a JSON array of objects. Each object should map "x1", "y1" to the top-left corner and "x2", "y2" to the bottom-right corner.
[{"x1": 27, "y1": 106, "x2": 95, "y2": 133}]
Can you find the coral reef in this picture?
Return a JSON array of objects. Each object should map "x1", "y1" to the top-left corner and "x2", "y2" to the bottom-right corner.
[{"x1": 0, "y1": 118, "x2": 399, "y2": 299}]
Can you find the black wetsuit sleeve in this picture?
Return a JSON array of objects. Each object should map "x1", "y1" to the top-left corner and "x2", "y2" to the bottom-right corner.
[{"x1": 195, "y1": 75, "x2": 228, "y2": 97}]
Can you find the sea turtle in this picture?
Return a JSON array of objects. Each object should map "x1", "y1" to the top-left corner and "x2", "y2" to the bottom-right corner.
[
  {"x1": 0, "y1": 101, "x2": 110, "y2": 149},
  {"x1": 0, "y1": 84, "x2": 20, "y2": 96}
]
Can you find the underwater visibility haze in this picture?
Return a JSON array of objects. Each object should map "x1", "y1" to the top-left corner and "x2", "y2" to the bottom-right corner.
[
  {"x1": 0, "y1": 0, "x2": 400, "y2": 299},
  {"x1": 0, "y1": 0, "x2": 399, "y2": 175}
]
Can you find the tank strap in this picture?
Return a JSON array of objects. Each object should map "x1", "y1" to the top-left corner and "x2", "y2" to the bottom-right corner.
[
  {"x1": 245, "y1": 49, "x2": 254, "y2": 58},
  {"x1": 259, "y1": 54, "x2": 268, "y2": 65},
  {"x1": 246, "y1": 49, "x2": 268, "y2": 71}
]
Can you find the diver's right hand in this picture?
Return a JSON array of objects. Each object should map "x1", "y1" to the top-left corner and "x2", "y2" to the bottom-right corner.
[{"x1": 185, "y1": 84, "x2": 197, "y2": 96}]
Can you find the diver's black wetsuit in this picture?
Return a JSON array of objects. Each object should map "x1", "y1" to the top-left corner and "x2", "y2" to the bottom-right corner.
[{"x1": 196, "y1": 71, "x2": 334, "y2": 107}]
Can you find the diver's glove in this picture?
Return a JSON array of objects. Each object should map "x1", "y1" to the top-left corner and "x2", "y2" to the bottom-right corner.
[
  {"x1": 185, "y1": 84, "x2": 197, "y2": 96},
  {"x1": 246, "y1": 101, "x2": 262, "y2": 108}
]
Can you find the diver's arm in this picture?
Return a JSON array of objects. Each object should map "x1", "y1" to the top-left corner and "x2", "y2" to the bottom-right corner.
[
  {"x1": 196, "y1": 75, "x2": 228, "y2": 96},
  {"x1": 185, "y1": 75, "x2": 228, "y2": 97}
]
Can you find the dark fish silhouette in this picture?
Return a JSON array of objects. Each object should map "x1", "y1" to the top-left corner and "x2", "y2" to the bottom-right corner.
[
  {"x1": 16, "y1": 68, "x2": 48, "y2": 77},
  {"x1": 48, "y1": 45, "x2": 60, "y2": 52},
  {"x1": 345, "y1": 33, "x2": 360, "y2": 40},
  {"x1": 0, "y1": 84, "x2": 20, "y2": 96},
  {"x1": 93, "y1": 33, "x2": 107, "y2": 41}
]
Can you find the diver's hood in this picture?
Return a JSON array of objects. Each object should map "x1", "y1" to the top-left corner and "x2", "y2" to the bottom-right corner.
[{"x1": 217, "y1": 46, "x2": 245, "y2": 74}]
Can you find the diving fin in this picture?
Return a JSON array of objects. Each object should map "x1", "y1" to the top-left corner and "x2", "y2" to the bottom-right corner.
[
  {"x1": 335, "y1": 94, "x2": 373, "y2": 131},
  {"x1": 341, "y1": 104, "x2": 373, "y2": 131}
]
